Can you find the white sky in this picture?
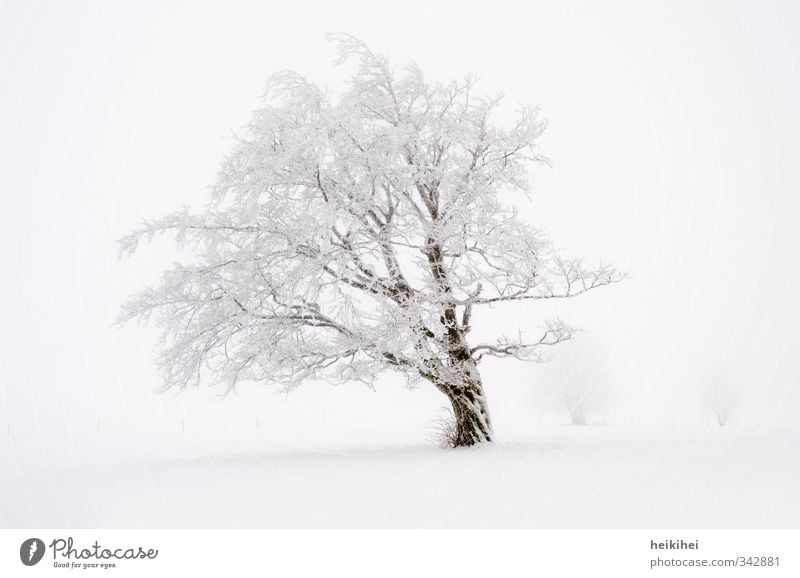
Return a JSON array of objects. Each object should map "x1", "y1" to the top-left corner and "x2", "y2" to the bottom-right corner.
[{"x1": 1, "y1": 0, "x2": 799, "y2": 444}]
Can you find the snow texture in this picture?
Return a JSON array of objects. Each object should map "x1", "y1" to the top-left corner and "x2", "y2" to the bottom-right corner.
[{"x1": 2, "y1": 425, "x2": 797, "y2": 528}]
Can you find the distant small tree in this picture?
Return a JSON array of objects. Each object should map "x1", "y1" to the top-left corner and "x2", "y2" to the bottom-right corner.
[
  {"x1": 538, "y1": 337, "x2": 609, "y2": 425},
  {"x1": 118, "y1": 35, "x2": 622, "y2": 446},
  {"x1": 704, "y1": 376, "x2": 738, "y2": 427}
]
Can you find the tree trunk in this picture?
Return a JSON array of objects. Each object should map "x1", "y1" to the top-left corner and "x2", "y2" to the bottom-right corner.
[
  {"x1": 442, "y1": 360, "x2": 493, "y2": 447},
  {"x1": 421, "y1": 235, "x2": 493, "y2": 446}
]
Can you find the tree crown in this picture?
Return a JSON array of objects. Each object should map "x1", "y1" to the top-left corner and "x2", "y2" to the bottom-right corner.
[{"x1": 118, "y1": 35, "x2": 622, "y2": 394}]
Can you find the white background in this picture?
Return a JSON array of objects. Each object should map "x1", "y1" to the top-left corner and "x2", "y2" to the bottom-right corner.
[{"x1": 0, "y1": 0, "x2": 799, "y2": 530}]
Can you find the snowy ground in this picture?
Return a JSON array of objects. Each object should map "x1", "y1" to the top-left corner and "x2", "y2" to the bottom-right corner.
[{"x1": 2, "y1": 425, "x2": 798, "y2": 528}]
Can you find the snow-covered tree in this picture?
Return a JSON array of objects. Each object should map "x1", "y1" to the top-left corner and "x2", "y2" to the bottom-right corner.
[{"x1": 118, "y1": 35, "x2": 623, "y2": 446}]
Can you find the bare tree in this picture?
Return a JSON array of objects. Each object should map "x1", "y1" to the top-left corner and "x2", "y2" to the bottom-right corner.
[
  {"x1": 118, "y1": 36, "x2": 623, "y2": 446},
  {"x1": 704, "y1": 375, "x2": 738, "y2": 427},
  {"x1": 537, "y1": 336, "x2": 610, "y2": 425}
]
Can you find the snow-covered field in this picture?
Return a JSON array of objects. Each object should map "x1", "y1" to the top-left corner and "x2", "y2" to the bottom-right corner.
[{"x1": 2, "y1": 425, "x2": 797, "y2": 528}]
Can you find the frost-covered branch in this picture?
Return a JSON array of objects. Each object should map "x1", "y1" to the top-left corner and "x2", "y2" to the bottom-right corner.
[
  {"x1": 470, "y1": 319, "x2": 575, "y2": 362},
  {"x1": 465, "y1": 257, "x2": 625, "y2": 306}
]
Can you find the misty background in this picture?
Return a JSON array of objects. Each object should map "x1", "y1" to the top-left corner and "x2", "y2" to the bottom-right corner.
[{"x1": 1, "y1": 0, "x2": 799, "y2": 452}]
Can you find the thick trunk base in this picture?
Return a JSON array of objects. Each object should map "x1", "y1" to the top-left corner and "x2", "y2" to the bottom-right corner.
[{"x1": 446, "y1": 379, "x2": 493, "y2": 447}]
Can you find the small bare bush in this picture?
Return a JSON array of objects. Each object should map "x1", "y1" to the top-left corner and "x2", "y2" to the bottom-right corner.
[{"x1": 427, "y1": 407, "x2": 459, "y2": 448}]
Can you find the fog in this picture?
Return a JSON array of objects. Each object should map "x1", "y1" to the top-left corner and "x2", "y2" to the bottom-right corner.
[{"x1": 1, "y1": 0, "x2": 799, "y2": 450}]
